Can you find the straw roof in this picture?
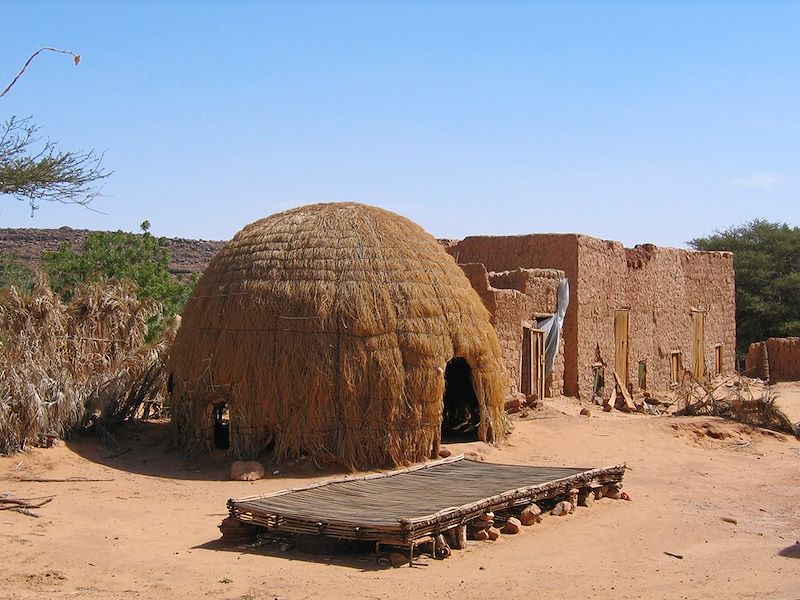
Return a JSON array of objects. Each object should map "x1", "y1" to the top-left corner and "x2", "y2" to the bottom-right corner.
[{"x1": 168, "y1": 202, "x2": 507, "y2": 469}]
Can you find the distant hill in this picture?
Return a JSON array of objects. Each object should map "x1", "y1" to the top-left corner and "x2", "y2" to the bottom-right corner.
[{"x1": 0, "y1": 227, "x2": 226, "y2": 275}]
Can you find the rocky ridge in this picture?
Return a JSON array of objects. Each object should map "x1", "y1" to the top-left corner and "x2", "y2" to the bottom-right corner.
[{"x1": 0, "y1": 226, "x2": 225, "y2": 275}]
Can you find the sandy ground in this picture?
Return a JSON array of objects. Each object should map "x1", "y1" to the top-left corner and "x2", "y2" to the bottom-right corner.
[{"x1": 2, "y1": 387, "x2": 799, "y2": 600}]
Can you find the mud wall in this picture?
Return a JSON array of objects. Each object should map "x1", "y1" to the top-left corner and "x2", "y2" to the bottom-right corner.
[
  {"x1": 573, "y1": 237, "x2": 628, "y2": 398},
  {"x1": 576, "y1": 238, "x2": 735, "y2": 397},
  {"x1": 459, "y1": 264, "x2": 564, "y2": 397},
  {"x1": 447, "y1": 235, "x2": 579, "y2": 395},
  {"x1": 745, "y1": 341, "x2": 769, "y2": 380},
  {"x1": 448, "y1": 234, "x2": 735, "y2": 399},
  {"x1": 746, "y1": 338, "x2": 800, "y2": 382}
]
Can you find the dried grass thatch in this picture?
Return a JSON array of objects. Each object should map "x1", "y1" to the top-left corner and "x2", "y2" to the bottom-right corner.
[
  {"x1": 168, "y1": 202, "x2": 507, "y2": 469},
  {"x1": 0, "y1": 278, "x2": 172, "y2": 454}
]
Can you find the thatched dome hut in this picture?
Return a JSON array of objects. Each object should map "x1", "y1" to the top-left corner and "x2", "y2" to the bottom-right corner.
[{"x1": 168, "y1": 202, "x2": 506, "y2": 469}]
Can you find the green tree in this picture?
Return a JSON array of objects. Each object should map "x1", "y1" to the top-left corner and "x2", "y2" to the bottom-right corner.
[
  {"x1": 43, "y1": 222, "x2": 197, "y2": 338},
  {"x1": 0, "y1": 116, "x2": 109, "y2": 212},
  {"x1": 1, "y1": 48, "x2": 109, "y2": 212},
  {"x1": 690, "y1": 219, "x2": 800, "y2": 355}
]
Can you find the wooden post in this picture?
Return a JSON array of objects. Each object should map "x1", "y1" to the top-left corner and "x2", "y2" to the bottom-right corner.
[{"x1": 455, "y1": 525, "x2": 467, "y2": 549}]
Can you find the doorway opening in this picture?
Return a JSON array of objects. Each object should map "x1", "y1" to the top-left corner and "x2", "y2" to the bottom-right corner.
[
  {"x1": 592, "y1": 364, "x2": 605, "y2": 396},
  {"x1": 441, "y1": 357, "x2": 480, "y2": 442},
  {"x1": 638, "y1": 360, "x2": 647, "y2": 389},
  {"x1": 213, "y1": 402, "x2": 230, "y2": 449}
]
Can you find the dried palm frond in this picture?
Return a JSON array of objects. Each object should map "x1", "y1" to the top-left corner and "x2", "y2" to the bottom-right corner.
[
  {"x1": 0, "y1": 277, "x2": 173, "y2": 454},
  {"x1": 675, "y1": 371, "x2": 797, "y2": 437}
]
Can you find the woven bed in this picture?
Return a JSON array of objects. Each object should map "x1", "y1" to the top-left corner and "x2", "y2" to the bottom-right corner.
[{"x1": 229, "y1": 456, "x2": 625, "y2": 544}]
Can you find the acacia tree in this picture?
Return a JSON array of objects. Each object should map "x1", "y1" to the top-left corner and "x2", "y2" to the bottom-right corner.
[
  {"x1": 690, "y1": 219, "x2": 800, "y2": 355},
  {"x1": 0, "y1": 47, "x2": 109, "y2": 212}
]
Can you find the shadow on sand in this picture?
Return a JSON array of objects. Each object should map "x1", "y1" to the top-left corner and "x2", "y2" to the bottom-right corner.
[
  {"x1": 65, "y1": 419, "x2": 346, "y2": 483},
  {"x1": 190, "y1": 536, "x2": 425, "y2": 572},
  {"x1": 778, "y1": 542, "x2": 800, "y2": 558}
]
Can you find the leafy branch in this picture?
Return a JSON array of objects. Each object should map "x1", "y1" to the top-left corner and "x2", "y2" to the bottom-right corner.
[{"x1": 0, "y1": 48, "x2": 110, "y2": 212}]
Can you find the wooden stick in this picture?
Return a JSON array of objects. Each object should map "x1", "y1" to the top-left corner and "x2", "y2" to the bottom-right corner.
[
  {"x1": 10, "y1": 477, "x2": 114, "y2": 483},
  {"x1": 0, "y1": 497, "x2": 54, "y2": 509}
]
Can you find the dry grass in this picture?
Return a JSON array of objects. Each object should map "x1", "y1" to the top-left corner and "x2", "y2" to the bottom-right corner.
[
  {"x1": 0, "y1": 277, "x2": 173, "y2": 454},
  {"x1": 675, "y1": 371, "x2": 797, "y2": 437},
  {"x1": 168, "y1": 202, "x2": 507, "y2": 469}
]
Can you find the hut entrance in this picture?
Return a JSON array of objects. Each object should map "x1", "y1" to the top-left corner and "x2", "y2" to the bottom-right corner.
[
  {"x1": 213, "y1": 402, "x2": 230, "y2": 449},
  {"x1": 441, "y1": 357, "x2": 480, "y2": 441}
]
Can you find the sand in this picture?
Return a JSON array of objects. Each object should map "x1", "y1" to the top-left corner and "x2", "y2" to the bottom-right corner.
[{"x1": 2, "y1": 387, "x2": 799, "y2": 600}]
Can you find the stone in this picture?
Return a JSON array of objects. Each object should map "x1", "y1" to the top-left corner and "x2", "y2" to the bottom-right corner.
[
  {"x1": 519, "y1": 503, "x2": 542, "y2": 525},
  {"x1": 487, "y1": 526, "x2": 501, "y2": 540},
  {"x1": 578, "y1": 490, "x2": 595, "y2": 507},
  {"x1": 389, "y1": 552, "x2": 409, "y2": 567},
  {"x1": 551, "y1": 501, "x2": 573, "y2": 516},
  {"x1": 501, "y1": 517, "x2": 521, "y2": 534},
  {"x1": 599, "y1": 485, "x2": 609, "y2": 498},
  {"x1": 438, "y1": 447, "x2": 452, "y2": 458},
  {"x1": 505, "y1": 395, "x2": 525, "y2": 413},
  {"x1": 218, "y1": 516, "x2": 259, "y2": 543},
  {"x1": 704, "y1": 424, "x2": 728, "y2": 439},
  {"x1": 580, "y1": 408, "x2": 592, "y2": 417},
  {"x1": 230, "y1": 460, "x2": 265, "y2": 481},
  {"x1": 472, "y1": 528, "x2": 489, "y2": 541},
  {"x1": 605, "y1": 486, "x2": 622, "y2": 500},
  {"x1": 477, "y1": 512, "x2": 494, "y2": 522},
  {"x1": 567, "y1": 488, "x2": 579, "y2": 508}
]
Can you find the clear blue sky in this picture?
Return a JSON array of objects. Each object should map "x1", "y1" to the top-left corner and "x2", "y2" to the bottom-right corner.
[{"x1": 2, "y1": 1, "x2": 798, "y2": 247}]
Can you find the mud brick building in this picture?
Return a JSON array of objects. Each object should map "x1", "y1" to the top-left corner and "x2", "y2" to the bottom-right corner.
[{"x1": 444, "y1": 234, "x2": 736, "y2": 399}]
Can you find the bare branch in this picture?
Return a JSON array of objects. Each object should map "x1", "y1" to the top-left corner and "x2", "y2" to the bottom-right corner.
[{"x1": 1, "y1": 47, "x2": 80, "y2": 98}]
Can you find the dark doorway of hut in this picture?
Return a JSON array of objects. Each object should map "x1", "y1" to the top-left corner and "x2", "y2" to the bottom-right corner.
[
  {"x1": 441, "y1": 357, "x2": 480, "y2": 442},
  {"x1": 213, "y1": 403, "x2": 230, "y2": 450}
]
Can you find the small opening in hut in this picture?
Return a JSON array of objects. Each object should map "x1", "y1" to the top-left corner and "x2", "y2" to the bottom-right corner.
[
  {"x1": 213, "y1": 402, "x2": 230, "y2": 450},
  {"x1": 441, "y1": 357, "x2": 480, "y2": 442}
]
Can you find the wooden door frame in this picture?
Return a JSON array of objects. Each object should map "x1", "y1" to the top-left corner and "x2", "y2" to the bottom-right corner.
[
  {"x1": 614, "y1": 308, "x2": 630, "y2": 389},
  {"x1": 521, "y1": 325, "x2": 546, "y2": 400}
]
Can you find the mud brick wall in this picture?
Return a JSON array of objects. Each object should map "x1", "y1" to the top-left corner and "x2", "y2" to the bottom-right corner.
[
  {"x1": 746, "y1": 338, "x2": 800, "y2": 382},
  {"x1": 458, "y1": 264, "x2": 564, "y2": 397},
  {"x1": 448, "y1": 234, "x2": 735, "y2": 399},
  {"x1": 447, "y1": 235, "x2": 579, "y2": 395},
  {"x1": 576, "y1": 238, "x2": 735, "y2": 397},
  {"x1": 745, "y1": 341, "x2": 769, "y2": 379},
  {"x1": 573, "y1": 236, "x2": 629, "y2": 397}
]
